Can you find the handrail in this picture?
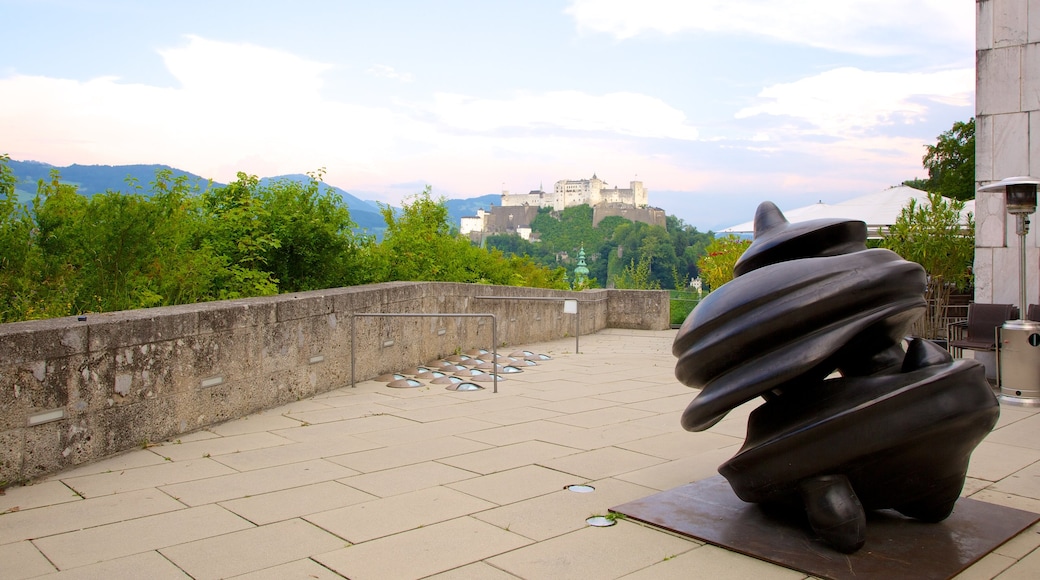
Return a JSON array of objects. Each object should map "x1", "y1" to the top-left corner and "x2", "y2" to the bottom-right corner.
[{"x1": 473, "y1": 295, "x2": 605, "y2": 354}]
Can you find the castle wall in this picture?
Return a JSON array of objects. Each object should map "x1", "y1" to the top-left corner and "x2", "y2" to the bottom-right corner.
[{"x1": 593, "y1": 205, "x2": 666, "y2": 228}]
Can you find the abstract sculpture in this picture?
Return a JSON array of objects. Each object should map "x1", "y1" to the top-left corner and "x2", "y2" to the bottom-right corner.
[{"x1": 673, "y1": 202, "x2": 999, "y2": 553}]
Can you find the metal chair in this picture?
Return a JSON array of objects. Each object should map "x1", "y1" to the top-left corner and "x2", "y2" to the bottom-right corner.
[{"x1": 947, "y1": 303, "x2": 1019, "y2": 358}]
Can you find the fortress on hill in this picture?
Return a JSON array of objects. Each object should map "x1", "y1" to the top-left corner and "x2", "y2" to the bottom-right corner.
[{"x1": 461, "y1": 174, "x2": 666, "y2": 240}]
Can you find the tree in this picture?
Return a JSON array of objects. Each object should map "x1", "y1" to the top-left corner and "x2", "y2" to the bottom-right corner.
[
  {"x1": 256, "y1": 171, "x2": 371, "y2": 292},
  {"x1": 613, "y1": 254, "x2": 660, "y2": 290},
  {"x1": 199, "y1": 173, "x2": 281, "y2": 298},
  {"x1": 697, "y1": 235, "x2": 751, "y2": 292},
  {"x1": 881, "y1": 191, "x2": 974, "y2": 340},
  {"x1": 918, "y1": 118, "x2": 975, "y2": 201}
]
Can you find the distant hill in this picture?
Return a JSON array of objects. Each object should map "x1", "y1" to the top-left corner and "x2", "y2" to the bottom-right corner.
[
  {"x1": 8, "y1": 160, "x2": 212, "y2": 204},
  {"x1": 5, "y1": 160, "x2": 507, "y2": 236},
  {"x1": 445, "y1": 194, "x2": 500, "y2": 228}
]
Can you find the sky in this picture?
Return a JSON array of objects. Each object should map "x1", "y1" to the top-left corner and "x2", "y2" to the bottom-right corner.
[{"x1": 0, "y1": 0, "x2": 975, "y2": 231}]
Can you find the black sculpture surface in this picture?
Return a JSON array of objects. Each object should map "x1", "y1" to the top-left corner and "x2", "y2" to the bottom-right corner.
[{"x1": 673, "y1": 202, "x2": 999, "y2": 553}]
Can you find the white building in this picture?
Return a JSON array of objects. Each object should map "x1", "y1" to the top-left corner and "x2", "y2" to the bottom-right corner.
[{"x1": 499, "y1": 175, "x2": 648, "y2": 211}]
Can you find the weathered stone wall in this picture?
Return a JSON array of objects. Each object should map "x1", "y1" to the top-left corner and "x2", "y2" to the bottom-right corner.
[
  {"x1": 592, "y1": 204, "x2": 667, "y2": 228},
  {"x1": 0, "y1": 282, "x2": 668, "y2": 483}
]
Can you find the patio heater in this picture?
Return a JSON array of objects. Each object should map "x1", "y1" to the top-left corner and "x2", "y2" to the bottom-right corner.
[{"x1": 979, "y1": 176, "x2": 1040, "y2": 405}]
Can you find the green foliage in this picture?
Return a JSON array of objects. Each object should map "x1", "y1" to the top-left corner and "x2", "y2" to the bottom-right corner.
[
  {"x1": 0, "y1": 156, "x2": 600, "y2": 323},
  {"x1": 669, "y1": 289, "x2": 701, "y2": 326},
  {"x1": 882, "y1": 191, "x2": 974, "y2": 339},
  {"x1": 613, "y1": 254, "x2": 661, "y2": 290},
  {"x1": 918, "y1": 118, "x2": 975, "y2": 201},
  {"x1": 254, "y1": 170, "x2": 370, "y2": 292},
  {"x1": 373, "y1": 186, "x2": 565, "y2": 288},
  {"x1": 697, "y1": 235, "x2": 751, "y2": 291}
]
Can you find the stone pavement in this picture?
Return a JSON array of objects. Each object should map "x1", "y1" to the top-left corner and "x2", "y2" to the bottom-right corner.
[{"x1": 1, "y1": 328, "x2": 1039, "y2": 579}]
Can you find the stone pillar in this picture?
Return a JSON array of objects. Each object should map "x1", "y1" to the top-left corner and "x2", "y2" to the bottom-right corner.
[{"x1": 975, "y1": 0, "x2": 1040, "y2": 307}]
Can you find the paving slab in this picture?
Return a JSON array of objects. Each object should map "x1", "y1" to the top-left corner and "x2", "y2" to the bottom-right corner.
[
  {"x1": 314, "y1": 516, "x2": 531, "y2": 580},
  {"x1": 438, "y1": 440, "x2": 580, "y2": 475},
  {"x1": 0, "y1": 541, "x2": 57, "y2": 579},
  {"x1": 160, "y1": 458, "x2": 358, "y2": 506},
  {"x1": 206, "y1": 411, "x2": 307, "y2": 436},
  {"x1": 0, "y1": 481, "x2": 81, "y2": 514},
  {"x1": 446, "y1": 464, "x2": 578, "y2": 505},
  {"x1": 0, "y1": 488, "x2": 184, "y2": 545},
  {"x1": 350, "y1": 416, "x2": 499, "y2": 446},
  {"x1": 159, "y1": 519, "x2": 346, "y2": 580},
  {"x1": 486, "y1": 519, "x2": 697, "y2": 580},
  {"x1": 209, "y1": 434, "x2": 383, "y2": 471},
  {"x1": 147, "y1": 431, "x2": 296, "y2": 462},
  {"x1": 619, "y1": 544, "x2": 808, "y2": 580},
  {"x1": 338, "y1": 460, "x2": 478, "y2": 498},
  {"x1": 304, "y1": 485, "x2": 496, "y2": 543},
  {"x1": 61, "y1": 458, "x2": 236, "y2": 498},
  {"x1": 219, "y1": 480, "x2": 377, "y2": 525},
  {"x1": 540, "y1": 446, "x2": 667, "y2": 480},
  {"x1": 473, "y1": 477, "x2": 660, "y2": 542},
  {"x1": 226, "y1": 558, "x2": 347, "y2": 579},
  {"x1": 327, "y1": 435, "x2": 491, "y2": 473},
  {"x1": 32, "y1": 551, "x2": 192, "y2": 579},
  {"x1": 33, "y1": 504, "x2": 253, "y2": 570},
  {"x1": 455, "y1": 419, "x2": 580, "y2": 447}
]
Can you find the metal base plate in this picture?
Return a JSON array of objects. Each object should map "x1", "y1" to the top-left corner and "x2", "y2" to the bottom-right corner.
[
  {"x1": 611, "y1": 476, "x2": 1039, "y2": 580},
  {"x1": 999, "y1": 394, "x2": 1040, "y2": 407}
]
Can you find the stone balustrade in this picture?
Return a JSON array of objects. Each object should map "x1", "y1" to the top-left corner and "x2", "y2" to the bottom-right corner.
[{"x1": 0, "y1": 282, "x2": 669, "y2": 484}]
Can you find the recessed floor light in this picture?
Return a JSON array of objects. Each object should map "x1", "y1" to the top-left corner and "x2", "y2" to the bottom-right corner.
[
  {"x1": 566, "y1": 484, "x2": 595, "y2": 493},
  {"x1": 446, "y1": 382, "x2": 484, "y2": 391},
  {"x1": 586, "y1": 516, "x2": 616, "y2": 527}
]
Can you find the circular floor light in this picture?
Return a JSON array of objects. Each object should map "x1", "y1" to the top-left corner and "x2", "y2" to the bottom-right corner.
[
  {"x1": 566, "y1": 484, "x2": 595, "y2": 493},
  {"x1": 586, "y1": 516, "x2": 616, "y2": 527},
  {"x1": 446, "y1": 382, "x2": 484, "y2": 391}
]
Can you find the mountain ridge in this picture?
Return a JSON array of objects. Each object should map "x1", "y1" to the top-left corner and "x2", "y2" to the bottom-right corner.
[{"x1": 5, "y1": 159, "x2": 502, "y2": 233}]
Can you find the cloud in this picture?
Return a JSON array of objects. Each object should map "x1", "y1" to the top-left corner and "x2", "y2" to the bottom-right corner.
[
  {"x1": 0, "y1": 36, "x2": 427, "y2": 184},
  {"x1": 366, "y1": 64, "x2": 414, "y2": 83},
  {"x1": 735, "y1": 67, "x2": 974, "y2": 136},
  {"x1": 429, "y1": 90, "x2": 699, "y2": 140},
  {"x1": 565, "y1": 0, "x2": 972, "y2": 57}
]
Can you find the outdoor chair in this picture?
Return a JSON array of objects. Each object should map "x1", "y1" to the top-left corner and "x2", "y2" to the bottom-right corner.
[{"x1": 947, "y1": 303, "x2": 1019, "y2": 358}]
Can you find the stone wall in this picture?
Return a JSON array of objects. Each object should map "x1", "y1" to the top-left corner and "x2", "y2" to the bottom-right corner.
[
  {"x1": 974, "y1": 0, "x2": 1040, "y2": 306},
  {"x1": 593, "y1": 204, "x2": 667, "y2": 228},
  {"x1": 0, "y1": 282, "x2": 669, "y2": 484}
]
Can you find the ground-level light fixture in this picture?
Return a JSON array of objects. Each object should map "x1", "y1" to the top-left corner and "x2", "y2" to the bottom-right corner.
[
  {"x1": 387, "y1": 378, "x2": 424, "y2": 388},
  {"x1": 376, "y1": 373, "x2": 407, "y2": 382},
  {"x1": 445, "y1": 382, "x2": 484, "y2": 391}
]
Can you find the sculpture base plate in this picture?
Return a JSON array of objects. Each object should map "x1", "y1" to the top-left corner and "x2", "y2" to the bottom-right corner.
[{"x1": 611, "y1": 476, "x2": 1039, "y2": 580}]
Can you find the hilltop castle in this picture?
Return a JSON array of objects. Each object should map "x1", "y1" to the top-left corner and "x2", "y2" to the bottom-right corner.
[
  {"x1": 461, "y1": 174, "x2": 665, "y2": 240},
  {"x1": 500, "y1": 174, "x2": 648, "y2": 210}
]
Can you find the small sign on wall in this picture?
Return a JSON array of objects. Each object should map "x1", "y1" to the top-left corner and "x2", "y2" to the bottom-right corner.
[{"x1": 563, "y1": 299, "x2": 578, "y2": 314}]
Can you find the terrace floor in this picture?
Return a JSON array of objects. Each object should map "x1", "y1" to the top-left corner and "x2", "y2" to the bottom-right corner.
[{"x1": 2, "y1": 328, "x2": 1039, "y2": 579}]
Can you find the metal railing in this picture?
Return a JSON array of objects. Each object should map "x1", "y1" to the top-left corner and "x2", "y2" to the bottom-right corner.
[{"x1": 473, "y1": 295, "x2": 606, "y2": 354}]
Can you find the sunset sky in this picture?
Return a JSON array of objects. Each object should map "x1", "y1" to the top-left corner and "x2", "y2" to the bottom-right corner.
[{"x1": 0, "y1": 1, "x2": 975, "y2": 230}]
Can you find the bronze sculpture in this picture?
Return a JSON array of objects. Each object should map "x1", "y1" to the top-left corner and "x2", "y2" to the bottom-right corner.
[{"x1": 673, "y1": 202, "x2": 999, "y2": 553}]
